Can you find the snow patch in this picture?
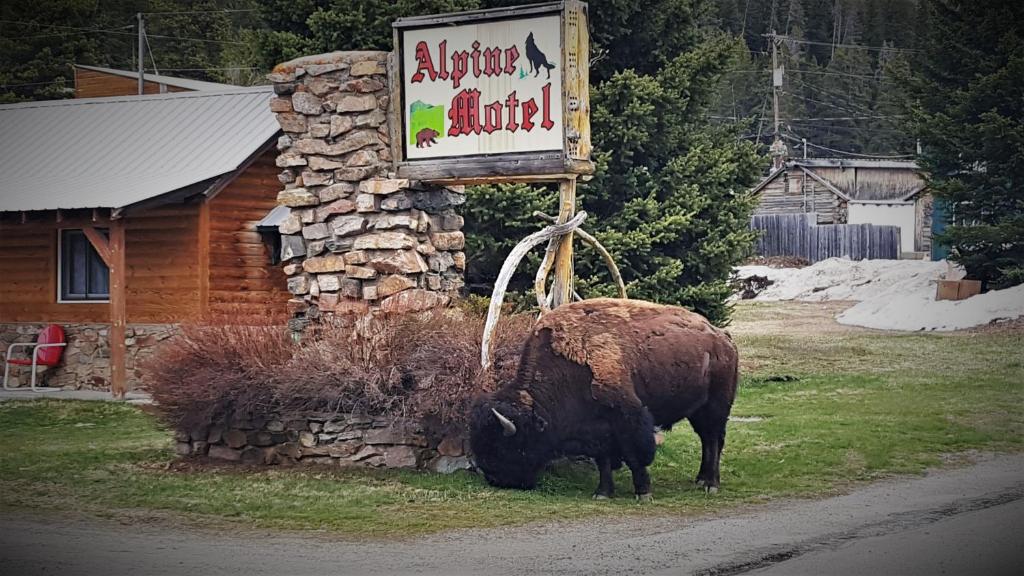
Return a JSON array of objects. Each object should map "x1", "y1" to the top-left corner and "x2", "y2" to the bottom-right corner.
[{"x1": 734, "y1": 258, "x2": 1024, "y2": 331}]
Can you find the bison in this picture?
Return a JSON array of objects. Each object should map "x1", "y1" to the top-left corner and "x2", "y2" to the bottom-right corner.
[{"x1": 470, "y1": 298, "x2": 739, "y2": 499}]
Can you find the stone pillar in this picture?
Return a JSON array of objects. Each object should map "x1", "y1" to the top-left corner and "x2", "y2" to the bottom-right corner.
[{"x1": 267, "y1": 52, "x2": 465, "y2": 328}]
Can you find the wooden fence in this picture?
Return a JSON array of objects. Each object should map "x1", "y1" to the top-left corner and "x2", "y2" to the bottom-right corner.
[{"x1": 751, "y1": 213, "x2": 901, "y2": 262}]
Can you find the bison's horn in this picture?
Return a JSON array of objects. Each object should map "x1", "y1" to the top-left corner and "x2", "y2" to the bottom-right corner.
[{"x1": 491, "y1": 408, "x2": 517, "y2": 437}]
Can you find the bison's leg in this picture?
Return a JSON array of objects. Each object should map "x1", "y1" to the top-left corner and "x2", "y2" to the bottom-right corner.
[
  {"x1": 610, "y1": 407, "x2": 656, "y2": 499},
  {"x1": 593, "y1": 455, "x2": 616, "y2": 499},
  {"x1": 689, "y1": 406, "x2": 728, "y2": 492}
]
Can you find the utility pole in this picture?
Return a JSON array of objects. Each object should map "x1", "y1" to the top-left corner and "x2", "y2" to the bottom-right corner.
[
  {"x1": 767, "y1": 30, "x2": 788, "y2": 170},
  {"x1": 771, "y1": 30, "x2": 781, "y2": 139},
  {"x1": 137, "y1": 13, "x2": 145, "y2": 95}
]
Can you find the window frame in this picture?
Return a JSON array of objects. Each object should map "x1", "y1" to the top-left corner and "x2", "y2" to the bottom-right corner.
[{"x1": 57, "y1": 228, "x2": 111, "y2": 303}]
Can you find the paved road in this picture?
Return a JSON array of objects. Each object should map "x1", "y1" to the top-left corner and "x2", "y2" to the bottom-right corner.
[
  {"x1": 1, "y1": 454, "x2": 1022, "y2": 576},
  {"x1": 746, "y1": 498, "x2": 1024, "y2": 576}
]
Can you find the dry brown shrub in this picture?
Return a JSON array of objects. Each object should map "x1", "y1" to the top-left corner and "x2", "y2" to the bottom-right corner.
[{"x1": 145, "y1": 308, "x2": 533, "y2": 435}]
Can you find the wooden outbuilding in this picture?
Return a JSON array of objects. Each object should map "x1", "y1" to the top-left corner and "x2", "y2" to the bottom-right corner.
[
  {"x1": 0, "y1": 87, "x2": 288, "y2": 396},
  {"x1": 751, "y1": 158, "x2": 934, "y2": 257}
]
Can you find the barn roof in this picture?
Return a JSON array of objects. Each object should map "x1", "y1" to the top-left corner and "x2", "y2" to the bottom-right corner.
[
  {"x1": 0, "y1": 87, "x2": 279, "y2": 212},
  {"x1": 74, "y1": 64, "x2": 235, "y2": 92}
]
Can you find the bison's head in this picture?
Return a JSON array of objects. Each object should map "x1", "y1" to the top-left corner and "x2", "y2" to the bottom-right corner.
[{"x1": 469, "y1": 396, "x2": 550, "y2": 490}]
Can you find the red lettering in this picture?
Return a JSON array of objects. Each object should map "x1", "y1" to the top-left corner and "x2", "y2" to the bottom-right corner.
[
  {"x1": 448, "y1": 89, "x2": 482, "y2": 136},
  {"x1": 540, "y1": 83, "x2": 555, "y2": 130},
  {"x1": 471, "y1": 41, "x2": 482, "y2": 78},
  {"x1": 504, "y1": 45, "x2": 519, "y2": 75},
  {"x1": 451, "y1": 50, "x2": 469, "y2": 89},
  {"x1": 521, "y1": 98, "x2": 538, "y2": 132},
  {"x1": 483, "y1": 102, "x2": 503, "y2": 134},
  {"x1": 504, "y1": 91, "x2": 520, "y2": 132},
  {"x1": 438, "y1": 40, "x2": 449, "y2": 80},
  {"x1": 411, "y1": 41, "x2": 436, "y2": 83},
  {"x1": 483, "y1": 47, "x2": 502, "y2": 76}
]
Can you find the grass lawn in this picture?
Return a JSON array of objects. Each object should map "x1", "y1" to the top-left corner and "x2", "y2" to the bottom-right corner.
[{"x1": 1, "y1": 302, "x2": 1021, "y2": 536}]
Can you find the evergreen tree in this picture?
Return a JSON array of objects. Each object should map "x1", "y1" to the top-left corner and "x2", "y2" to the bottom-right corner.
[
  {"x1": 904, "y1": 0, "x2": 1024, "y2": 288},
  {"x1": 469, "y1": 10, "x2": 763, "y2": 325}
]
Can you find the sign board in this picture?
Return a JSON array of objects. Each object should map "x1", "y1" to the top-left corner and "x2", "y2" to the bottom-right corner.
[{"x1": 392, "y1": 1, "x2": 591, "y2": 182}]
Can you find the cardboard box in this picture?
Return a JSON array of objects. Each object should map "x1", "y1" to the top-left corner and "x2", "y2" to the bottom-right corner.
[{"x1": 936, "y1": 279, "x2": 982, "y2": 301}]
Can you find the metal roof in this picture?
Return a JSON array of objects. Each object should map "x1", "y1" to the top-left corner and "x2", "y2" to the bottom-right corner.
[
  {"x1": 256, "y1": 205, "x2": 290, "y2": 232},
  {"x1": 75, "y1": 64, "x2": 236, "y2": 92},
  {"x1": 0, "y1": 87, "x2": 279, "y2": 212},
  {"x1": 790, "y1": 158, "x2": 921, "y2": 170}
]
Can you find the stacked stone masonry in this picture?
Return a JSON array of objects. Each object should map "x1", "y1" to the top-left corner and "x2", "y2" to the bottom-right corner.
[
  {"x1": 177, "y1": 411, "x2": 471, "y2": 474},
  {"x1": 269, "y1": 51, "x2": 465, "y2": 325},
  {"x1": 0, "y1": 323, "x2": 174, "y2": 390}
]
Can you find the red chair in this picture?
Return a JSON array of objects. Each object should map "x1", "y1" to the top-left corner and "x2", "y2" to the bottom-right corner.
[{"x1": 3, "y1": 325, "x2": 66, "y2": 392}]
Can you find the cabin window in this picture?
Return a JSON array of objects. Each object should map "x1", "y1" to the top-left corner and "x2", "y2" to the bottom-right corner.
[{"x1": 59, "y1": 229, "x2": 110, "y2": 301}]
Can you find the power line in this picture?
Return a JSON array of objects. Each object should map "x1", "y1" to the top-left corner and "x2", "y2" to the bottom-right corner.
[
  {"x1": 142, "y1": 9, "x2": 258, "y2": 16},
  {"x1": 714, "y1": 114, "x2": 905, "y2": 121},
  {"x1": 0, "y1": 78, "x2": 68, "y2": 89},
  {"x1": 784, "y1": 37, "x2": 922, "y2": 53},
  {"x1": 0, "y1": 19, "x2": 245, "y2": 45},
  {"x1": 780, "y1": 132, "x2": 914, "y2": 158},
  {"x1": 781, "y1": 90, "x2": 867, "y2": 116},
  {"x1": 790, "y1": 78, "x2": 876, "y2": 115},
  {"x1": 154, "y1": 66, "x2": 261, "y2": 72},
  {"x1": 796, "y1": 69, "x2": 892, "y2": 81}
]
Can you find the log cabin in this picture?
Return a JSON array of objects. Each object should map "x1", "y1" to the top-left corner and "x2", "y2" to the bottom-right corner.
[
  {"x1": 73, "y1": 64, "x2": 233, "y2": 98},
  {"x1": 751, "y1": 158, "x2": 935, "y2": 257},
  {"x1": 0, "y1": 87, "x2": 288, "y2": 396}
]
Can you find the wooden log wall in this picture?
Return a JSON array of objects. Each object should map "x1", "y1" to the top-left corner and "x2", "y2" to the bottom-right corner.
[
  {"x1": 0, "y1": 207, "x2": 201, "y2": 324},
  {"x1": 1, "y1": 149, "x2": 287, "y2": 327},
  {"x1": 74, "y1": 68, "x2": 190, "y2": 99},
  {"x1": 751, "y1": 213, "x2": 901, "y2": 262},
  {"x1": 207, "y1": 150, "x2": 289, "y2": 322}
]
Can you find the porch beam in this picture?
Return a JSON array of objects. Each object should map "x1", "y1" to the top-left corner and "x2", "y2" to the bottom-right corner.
[
  {"x1": 81, "y1": 226, "x2": 113, "y2": 267},
  {"x1": 107, "y1": 218, "x2": 128, "y2": 399}
]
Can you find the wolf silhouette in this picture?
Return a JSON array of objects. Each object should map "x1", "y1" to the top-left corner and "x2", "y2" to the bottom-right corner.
[{"x1": 525, "y1": 32, "x2": 555, "y2": 79}]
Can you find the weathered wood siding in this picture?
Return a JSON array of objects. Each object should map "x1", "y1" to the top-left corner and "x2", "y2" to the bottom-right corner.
[
  {"x1": 0, "y1": 206, "x2": 200, "y2": 323},
  {"x1": 812, "y1": 166, "x2": 924, "y2": 201},
  {"x1": 751, "y1": 213, "x2": 901, "y2": 262},
  {"x1": 74, "y1": 68, "x2": 190, "y2": 99},
  {"x1": 207, "y1": 149, "x2": 289, "y2": 321},
  {"x1": 754, "y1": 171, "x2": 839, "y2": 223}
]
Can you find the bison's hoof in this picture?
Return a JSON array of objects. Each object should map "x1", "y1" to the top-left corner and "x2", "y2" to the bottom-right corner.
[
  {"x1": 704, "y1": 485, "x2": 719, "y2": 495},
  {"x1": 593, "y1": 493, "x2": 611, "y2": 501},
  {"x1": 636, "y1": 493, "x2": 654, "y2": 503},
  {"x1": 695, "y1": 479, "x2": 707, "y2": 488}
]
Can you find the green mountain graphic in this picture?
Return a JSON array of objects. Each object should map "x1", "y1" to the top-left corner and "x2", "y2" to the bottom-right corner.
[{"x1": 409, "y1": 100, "x2": 445, "y2": 146}]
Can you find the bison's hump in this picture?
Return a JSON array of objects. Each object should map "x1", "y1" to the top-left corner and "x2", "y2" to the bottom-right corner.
[{"x1": 532, "y1": 298, "x2": 718, "y2": 409}]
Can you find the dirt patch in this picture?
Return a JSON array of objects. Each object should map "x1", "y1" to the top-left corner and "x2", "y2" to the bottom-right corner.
[
  {"x1": 729, "y1": 301, "x2": 872, "y2": 337},
  {"x1": 965, "y1": 316, "x2": 1024, "y2": 335}
]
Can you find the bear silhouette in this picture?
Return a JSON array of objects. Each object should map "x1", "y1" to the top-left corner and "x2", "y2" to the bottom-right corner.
[{"x1": 416, "y1": 127, "x2": 440, "y2": 148}]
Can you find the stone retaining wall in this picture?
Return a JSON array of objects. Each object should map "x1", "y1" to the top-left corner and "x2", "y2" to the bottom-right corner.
[
  {"x1": 0, "y1": 323, "x2": 174, "y2": 390},
  {"x1": 176, "y1": 411, "x2": 470, "y2": 473},
  {"x1": 268, "y1": 51, "x2": 465, "y2": 331}
]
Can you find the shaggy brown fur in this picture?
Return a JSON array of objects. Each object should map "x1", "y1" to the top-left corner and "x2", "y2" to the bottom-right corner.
[{"x1": 470, "y1": 298, "x2": 739, "y2": 497}]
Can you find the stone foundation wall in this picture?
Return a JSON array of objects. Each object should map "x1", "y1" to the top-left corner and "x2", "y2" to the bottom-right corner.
[
  {"x1": 268, "y1": 51, "x2": 465, "y2": 329},
  {"x1": 176, "y1": 411, "x2": 470, "y2": 473},
  {"x1": 0, "y1": 323, "x2": 175, "y2": 390}
]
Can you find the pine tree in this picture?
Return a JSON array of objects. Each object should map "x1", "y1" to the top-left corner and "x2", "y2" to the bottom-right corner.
[{"x1": 903, "y1": 0, "x2": 1024, "y2": 288}]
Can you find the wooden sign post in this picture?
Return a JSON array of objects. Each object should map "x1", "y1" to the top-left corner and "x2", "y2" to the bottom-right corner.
[{"x1": 392, "y1": 2, "x2": 608, "y2": 366}]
